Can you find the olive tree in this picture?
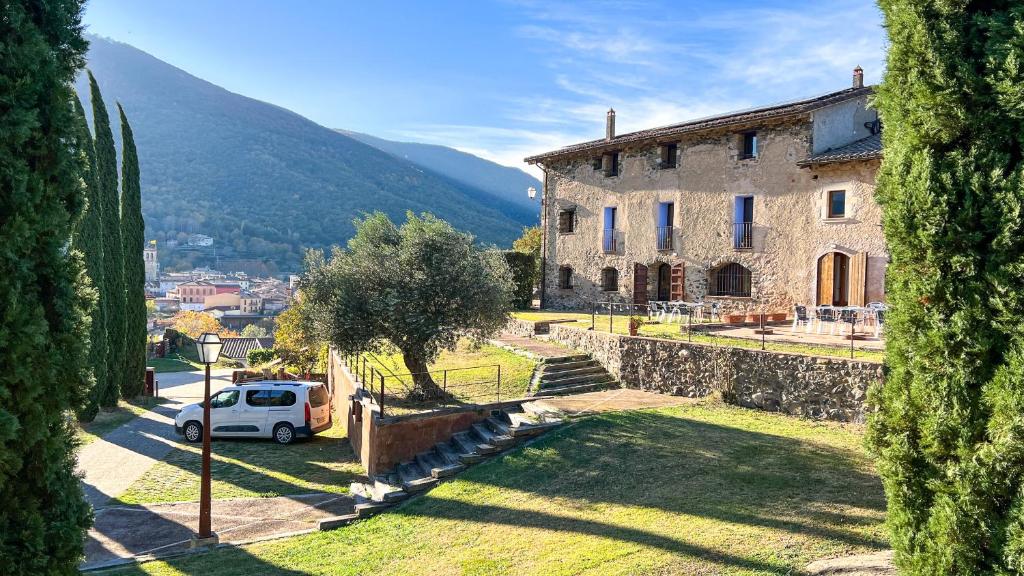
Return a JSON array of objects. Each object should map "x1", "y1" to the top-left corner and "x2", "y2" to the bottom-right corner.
[{"x1": 302, "y1": 212, "x2": 514, "y2": 398}]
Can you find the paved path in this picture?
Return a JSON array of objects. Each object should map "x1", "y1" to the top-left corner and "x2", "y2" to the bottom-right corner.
[
  {"x1": 83, "y1": 493, "x2": 355, "y2": 571},
  {"x1": 76, "y1": 368, "x2": 235, "y2": 508}
]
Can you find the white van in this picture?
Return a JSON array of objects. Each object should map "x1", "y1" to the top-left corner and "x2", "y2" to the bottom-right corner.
[{"x1": 174, "y1": 381, "x2": 332, "y2": 445}]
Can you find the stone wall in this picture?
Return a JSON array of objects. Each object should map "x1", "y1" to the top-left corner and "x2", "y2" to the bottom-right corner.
[
  {"x1": 504, "y1": 317, "x2": 543, "y2": 337},
  {"x1": 547, "y1": 323, "x2": 881, "y2": 422}
]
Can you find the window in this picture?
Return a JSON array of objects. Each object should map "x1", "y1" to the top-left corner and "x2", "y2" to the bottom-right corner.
[
  {"x1": 827, "y1": 190, "x2": 846, "y2": 218},
  {"x1": 558, "y1": 209, "x2": 575, "y2": 234},
  {"x1": 559, "y1": 266, "x2": 573, "y2": 289},
  {"x1": 246, "y1": 390, "x2": 272, "y2": 407},
  {"x1": 602, "y1": 207, "x2": 617, "y2": 253},
  {"x1": 733, "y1": 196, "x2": 754, "y2": 249},
  {"x1": 308, "y1": 385, "x2": 329, "y2": 408},
  {"x1": 601, "y1": 267, "x2": 618, "y2": 292},
  {"x1": 268, "y1": 390, "x2": 296, "y2": 407},
  {"x1": 591, "y1": 157, "x2": 603, "y2": 170},
  {"x1": 659, "y1": 143, "x2": 678, "y2": 169},
  {"x1": 709, "y1": 263, "x2": 752, "y2": 297},
  {"x1": 657, "y1": 202, "x2": 674, "y2": 251},
  {"x1": 602, "y1": 152, "x2": 619, "y2": 177},
  {"x1": 741, "y1": 131, "x2": 758, "y2": 159},
  {"x1": 210, "y1": 390, "x2": 239, "y2": 409}
]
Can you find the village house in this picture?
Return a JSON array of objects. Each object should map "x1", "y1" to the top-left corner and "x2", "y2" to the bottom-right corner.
[
  {"x1": 525, "y1": 68, "x2": 885, "y2": 314},
  {"x1": 168, "y1": 280, "x2": 217, "y2": 311}
]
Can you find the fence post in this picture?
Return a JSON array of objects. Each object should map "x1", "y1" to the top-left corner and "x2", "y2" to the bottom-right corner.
[
  {"x1": 591, "y1": 303, "x2": 596, "y2": 331},
  {"x1": 379, "y1": 371, "x2": 385, "y2": 418},
  {"x1": 361, "y1": 357, "x2": 366, "y2": 384},
  {"x1": 443, "y1": 369, "x2": 448, "y2": 396},
  {"x1": 608, "y1": 302, "x2": 613, "y2": 334},
  {"x1": 496, "y1": 364, "x2": 501, "y2": 403}
]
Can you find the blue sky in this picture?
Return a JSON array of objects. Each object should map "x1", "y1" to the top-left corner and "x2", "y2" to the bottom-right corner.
[{"x1": 83, "y1": 0, "x2": 886, "y2": 177}]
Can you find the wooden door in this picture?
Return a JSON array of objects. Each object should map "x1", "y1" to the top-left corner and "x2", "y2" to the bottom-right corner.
[
  {"x1": 849, "y1": 252, "x2": 867, "y2": 307},
  {"x1": 816, "y1": 252, "x2": 834, "y2": 305},
  {"x1": 670, "y1": 262, "x2": 685, "y2": 300},
  {"x1": 632, "y1": 263, "x2": 648, "y2": 305}
]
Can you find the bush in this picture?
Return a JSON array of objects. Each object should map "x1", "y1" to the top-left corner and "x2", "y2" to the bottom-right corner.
[
  {"x1": 502, "y1": 250, "x2": 536, "y2": 309},
  {"x1": 247, "y1": 348, "x2": 278, "y2": 366},
  {"x1": 866, "y1": 2, "x2": 1024, "y2": 573}
]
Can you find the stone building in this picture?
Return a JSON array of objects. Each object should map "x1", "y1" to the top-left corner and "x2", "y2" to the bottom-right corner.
[{"x1": 525, "y1": 68, "x2": 886, "y2": 313}]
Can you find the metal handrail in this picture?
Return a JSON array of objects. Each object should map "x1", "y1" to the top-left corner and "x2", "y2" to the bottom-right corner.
[
  {"x1": 733, "y1": 222, "x2": 753, "y2": 249},
  {"x1": 657, "y1": 226, "x2": 673, "y2": 251},
  {"x1": 602, "y1": 229, "x2": 618, "y2": 253},
  {"x1": 351, "y1": 357, "x2": 503, "y2": 417}
]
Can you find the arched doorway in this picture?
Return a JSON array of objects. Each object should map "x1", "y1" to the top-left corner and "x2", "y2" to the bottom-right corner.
[
  {"x1": 817, "y1": 252, "x2": 850, "y2": 306},
  {"x1": 655, "y1": 263, "x2": 671, "y2": 301}
]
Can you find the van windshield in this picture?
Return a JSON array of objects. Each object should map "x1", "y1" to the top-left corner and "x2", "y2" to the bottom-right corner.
[{"x1": 308, "y1": 385, "x2": 328, "y2": 408}]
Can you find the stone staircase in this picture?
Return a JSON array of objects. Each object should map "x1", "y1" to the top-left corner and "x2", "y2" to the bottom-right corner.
[
  {"x1": 319, "y1": 405, "x2": 562, "y2": 530},
  {"x1": 529, "y1": 354, "x2": 620, "y2": 396}
]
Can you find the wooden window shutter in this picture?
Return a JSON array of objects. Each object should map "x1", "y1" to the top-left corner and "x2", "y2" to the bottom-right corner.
[
  {"x1": 817, "y1": 252, "x2": 835, "y2": 305},
  {"x1": 670, "y1": 262, "x2": 685, "y2": 300},
  {"x1": 632, "y1": 263, "x2": 648, "y2": 305},
  {"x1": 849, "y1": 252, "x2": 868, "y2": 307}
]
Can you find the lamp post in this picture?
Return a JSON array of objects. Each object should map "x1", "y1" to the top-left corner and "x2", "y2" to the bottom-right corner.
[
  {"x1": 194, "y1": 332, "x2": 223, "y2": 546},
  {"x1": 528, "y1": 183, "x2": 546, "y2": 308}
]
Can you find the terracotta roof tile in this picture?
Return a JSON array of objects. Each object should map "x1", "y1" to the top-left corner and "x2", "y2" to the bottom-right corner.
[{"x1": 796, "y1": 132, "x2": 882, "y2": 167}]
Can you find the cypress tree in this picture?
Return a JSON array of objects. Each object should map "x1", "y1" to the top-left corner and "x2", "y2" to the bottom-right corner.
[
  {"x1": 0, "y1": 0, "x2": 95, "y2": 571},
  {"x1": 89, "y1": 72, "x2": 125, "y2": 406},
  {"x1": 72, "y1": 97, "x2": 108, "y2": 421},
  {"x1": 119, "y1": 104, "x2": 147, "y2": 397},
  {"x1": 866, "y1": 2, "x2": 1024, "y2": 573}
]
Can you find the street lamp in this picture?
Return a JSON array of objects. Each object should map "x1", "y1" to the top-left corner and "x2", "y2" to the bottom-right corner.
[
  {"x1": 527, "y1": 186, "x2": 537, "y2": 201},
  {"x1": 194, "y1": 332, "x2": 222, "y2": 546}
]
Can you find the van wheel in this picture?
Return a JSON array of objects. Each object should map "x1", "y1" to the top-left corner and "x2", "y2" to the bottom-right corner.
[
  {"x1": 183, "y1": 421, "x2": 202, "y2": 443},
  {"x1": 273, "y1": 423, "x2": 295, "y2": 445}
]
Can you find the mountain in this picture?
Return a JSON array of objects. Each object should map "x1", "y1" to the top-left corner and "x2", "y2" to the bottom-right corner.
[
  {"x1": 78, "y1": 36, "x2": 537, "y2": 275},
  {"x1": 339, "y1": 131, "x2": 540, "y2": 209}
]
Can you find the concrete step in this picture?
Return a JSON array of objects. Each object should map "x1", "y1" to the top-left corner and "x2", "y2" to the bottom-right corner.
[
  {"x1": 353, "y1": 493, "x2": 395, "y2": 517},
  {"x1": 317, "y1": 513, "x2": 359, "y2": 530},
  {"x1": 471, "y1": 422, "x2": 514, "y2": 449},
  {"x1": 540, "y1": 365, "x2": 606, "y2": 381},
  {"x1": 435, "y1": 441, "x2": 473, "y2": 466},
  {"x1": 539, "y1": 380, "x2": 620, "y2": 396},
  {"x1": 540, "y1": 373, "x2": 616, "y2": 389},
  {"x1": 541, "y1": 359, "x2": 599, "y2": 373},
  {"x1": 417, "y1": 449, "x2": 464, "y2": 478},
  {"x1": 449, "y1": 433, "x2": 482, "y2": 461},
  {"x1": 453, "y1": 430, "x2": 497, "y2": 455},
  {"x1": 485, "y1": 415, "x2": 513, "y2": 437},
  {"x1": 398, "y1": 461, "x2": 438, "y2": 492},
  {"x1": 520, "y1": 402, "x2": 565, "y2": 423},
  {"x1": 541, "y1": 354, "x2": 591, "y2": 364}
]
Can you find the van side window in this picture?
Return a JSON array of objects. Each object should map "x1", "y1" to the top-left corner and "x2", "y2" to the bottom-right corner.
[
  {"x1": 246, "y1": 390, "x2": 272, "y2": 407},
  {"x1": 269, "y1": 390, "x2": 296, "y2": 407},
  {"x1": 211, "y1": 390, "x2": 239, "y2": 409}
]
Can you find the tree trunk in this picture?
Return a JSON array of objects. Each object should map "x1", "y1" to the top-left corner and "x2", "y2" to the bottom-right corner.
[{"x1": 401, "y1": 349, "x2": 445, "y2": 400}]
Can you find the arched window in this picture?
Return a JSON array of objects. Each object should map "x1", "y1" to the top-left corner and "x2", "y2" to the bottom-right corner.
[
  {"x1": 558, "y1": 266, "x2": 573, "y2": 289},
  {"x1": 601, "y1": 267, "x2": 618, "y2": 292},
  {"x1": 709, "y1": 263, "x2": 751, "y2": 297}
]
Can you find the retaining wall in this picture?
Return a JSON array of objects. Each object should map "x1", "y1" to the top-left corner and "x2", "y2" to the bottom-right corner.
[
  {"x1": 547, "y1": 323, "x2": 882, "y2": 422},
  {"x1": 329, "y1": 350, "x2": 510, "y2": 475}
]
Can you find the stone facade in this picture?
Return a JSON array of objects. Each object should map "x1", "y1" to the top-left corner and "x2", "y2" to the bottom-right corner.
[
  {"x1": 530, "y1": 84, "x2": 886, "y2": 315},
  {"x1": 547, "y1": 323, "x2": 881, "y2": 422}
]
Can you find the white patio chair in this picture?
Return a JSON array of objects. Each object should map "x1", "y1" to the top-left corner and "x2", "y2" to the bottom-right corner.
[{"x1": 792, "y1": 305, "x2": 811, "y2": 331}]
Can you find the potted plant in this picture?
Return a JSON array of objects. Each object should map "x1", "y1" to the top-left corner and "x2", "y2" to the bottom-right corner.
[
  {"x1": 628, "y1": 316, "x2": 643, "y2": 336},
  {"x1": 723, "y1": 313, "x2": 745, "y2": 324},
  {"x1": 768, "y1": 312, "x2": 788, "y2": 322}
]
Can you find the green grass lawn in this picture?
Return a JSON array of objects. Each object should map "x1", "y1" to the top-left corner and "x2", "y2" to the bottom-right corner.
[
  {"x1": 146, "y1": 354, "x2": 199, "y2": 373},
  {"x1": 360, "y1": 339, "x2": 538, "y2": 408},
  {"x1": 512, "y1": 311, "x2": 885, "y2": 363},
  {"x1": 100, "y1": 402, "x2": 886, "y2": 575},
  {"x1": 75, "y1": 397, "x2": 167, "y2": 446},
  {"x1": 113, "y1": 424, "x2": 363, "y2": 505}
]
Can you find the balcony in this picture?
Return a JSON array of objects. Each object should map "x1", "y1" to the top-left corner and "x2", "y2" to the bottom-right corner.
[
  {"x1": 656, "y1": 226, "x2": 673, "y2": 251},
  {"x1": 733, "y1": 222, "x2": 753, "y2": 250},
  {"x1": 602, "y1": 229, "x2": 619, "y2": 253}
]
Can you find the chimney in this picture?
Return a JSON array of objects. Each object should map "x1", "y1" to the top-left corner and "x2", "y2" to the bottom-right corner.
[
  {"x1": 606, "y1": 108, "x2": 615, "y2": 141},
  {"x1": 853, "y1": 66, "x2": 864, "y2": 89}
]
